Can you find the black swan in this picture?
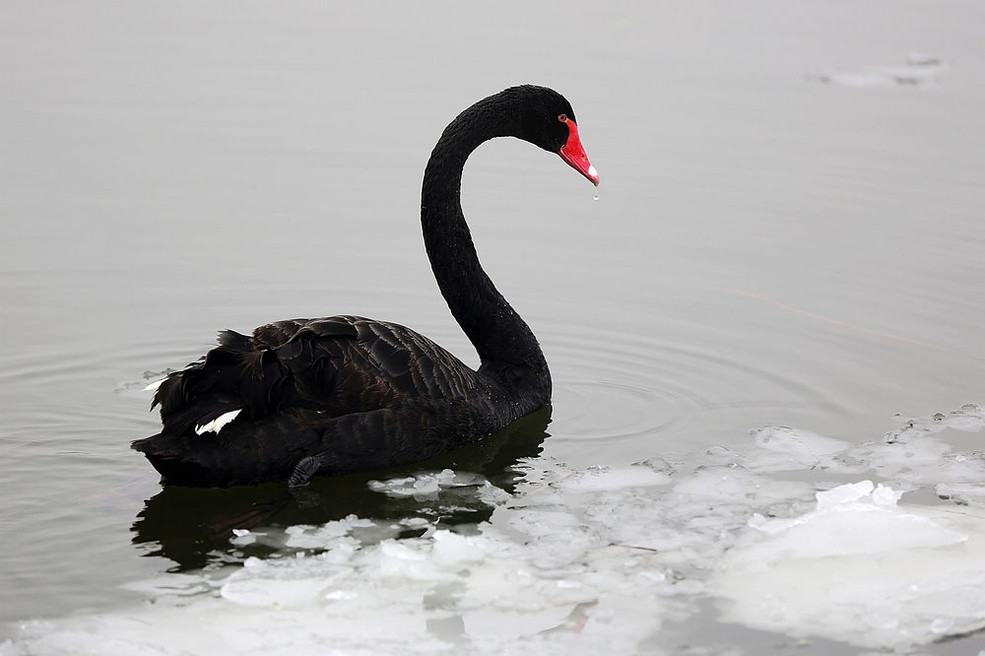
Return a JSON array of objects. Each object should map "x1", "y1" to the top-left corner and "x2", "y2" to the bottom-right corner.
[{"x1": 132, "y1": 85, "x2": 599, "y2": 487}]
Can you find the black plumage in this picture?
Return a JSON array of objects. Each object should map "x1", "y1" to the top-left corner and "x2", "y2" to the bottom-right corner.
[{"x1": 132, "y1": 85, "x2": 598, "y2": 487}]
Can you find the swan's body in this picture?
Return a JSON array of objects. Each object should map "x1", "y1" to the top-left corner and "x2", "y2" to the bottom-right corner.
[{"x1": 132, "y1": 85, "x2": 598, "y2": 487}]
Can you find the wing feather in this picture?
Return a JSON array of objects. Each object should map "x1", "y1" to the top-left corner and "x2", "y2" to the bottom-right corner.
[{"x1": 151, "y1": 315, "x2": 482, "y2": 440}]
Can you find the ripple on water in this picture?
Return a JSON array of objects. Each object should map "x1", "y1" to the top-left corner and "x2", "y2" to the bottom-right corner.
[
  {"x1": 541, "y1": 313, "x2": 844, "y2": 450},
  {"x1": 553, "y1": 378, "x2": 686, "y2": 442}
]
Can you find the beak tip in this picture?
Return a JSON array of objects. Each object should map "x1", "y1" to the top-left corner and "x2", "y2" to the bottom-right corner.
[{"x1": 588, "y1": 165, "x2": 600, "y2": 186}]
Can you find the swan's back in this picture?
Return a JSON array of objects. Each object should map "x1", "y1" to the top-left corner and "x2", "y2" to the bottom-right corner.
[
  {"x1": 161, "y1": 316, "x2": 482, "y2": 425},
  {"x1": 133, "y1": 316, "x2": 511, "y2": 486}
]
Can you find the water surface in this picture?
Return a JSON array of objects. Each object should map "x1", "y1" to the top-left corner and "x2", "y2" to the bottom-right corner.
[{"x1": 1, "y1": 2, "x2": 983, "y2": 654}]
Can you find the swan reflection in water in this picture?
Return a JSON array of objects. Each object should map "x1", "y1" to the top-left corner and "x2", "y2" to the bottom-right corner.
[{"x1": 131, "y1": 407, "x2": 550, "y2": 571}]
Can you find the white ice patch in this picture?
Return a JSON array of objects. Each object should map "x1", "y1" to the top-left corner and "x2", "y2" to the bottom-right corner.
[
  {"x1": 4, "y1": 405, "x2": 985, "y2": 655},
  {"x1": 367, "y1": 469, "x2": 496, "y2": 500},
  {"x1": 808, "y1": 52, "x2": 948, "y2": 87},
  {"x1": 194, "y1": 409, "x2": 242, "y2": 435},
  {"x1": 548, "y1": 464, "x2": 671, "y2": 492},
  {"x1": 733, "y1": 480, "x2": 965, "y2": 562},
  {"x1": 746, "y1": 425, "x2": 850, "y2": 471},
  {"x1": 712, "y1": 480, "x2": 985, "y2": 650}
]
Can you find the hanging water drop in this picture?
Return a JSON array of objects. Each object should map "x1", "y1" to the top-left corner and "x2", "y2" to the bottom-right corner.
[{"x1": 593, "y1": 188, "x2": 600, "y2": 201}]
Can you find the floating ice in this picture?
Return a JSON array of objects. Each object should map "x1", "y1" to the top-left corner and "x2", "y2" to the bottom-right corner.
[
  {"x1": 229, "y1": 528, "x2": 257, "y2": 546},
  {"x1": 281, "y1": 515, "x2": 380, "y2": 549},
  {"x1": 219, "y1": 553, "x2": 358, "y2": 608},
  {"x1": 808, "y1": 52, "x2": 948, "y2": 87},
  {"x1": 368, "y1": 469, "x2": 488, "y2": 498},
  {"x1": 713, "y1": 480, "x2": 985, "y2": 649},
  {"x1": 733, "y1": 480, "x2": 966, "y2": 562},
  {"x1": 3, "y1": 405, "x2": 984, "y2": 655},
  {"x1": 547, "y1": 464, "x2": 672, "y2": 492},
  {"x1": 746, "y1": 425, "x2": 850, "y2": 471}
]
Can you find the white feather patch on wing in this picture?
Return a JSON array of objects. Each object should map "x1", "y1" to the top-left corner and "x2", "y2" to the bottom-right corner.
[
  {"x1": 143, "y1": 378, "x2": 166, "y2": 392},
  {"x1": 195, "y1": 409, "x2": 242, "y2": 435}
]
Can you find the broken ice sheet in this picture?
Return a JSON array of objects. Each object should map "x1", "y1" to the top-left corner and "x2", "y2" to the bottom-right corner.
[
  {"x1": 368, "y1": 469, "x2": 490, "y2": 498},
  {"x1": 4, "y1": 406, "x2": 985, "y2": 655},
  {"x1": 712, "y1": 480, "x2": 985, "y2": 650}
]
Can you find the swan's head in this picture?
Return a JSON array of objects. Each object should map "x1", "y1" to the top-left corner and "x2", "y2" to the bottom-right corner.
[{"x1": 505, "y1": 85, "x2": 600, "y2": 186}]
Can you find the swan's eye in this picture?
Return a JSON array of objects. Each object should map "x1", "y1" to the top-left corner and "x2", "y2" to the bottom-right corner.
[{"x1": 558, "y1": 114, "x2": 568, "y2": 123}]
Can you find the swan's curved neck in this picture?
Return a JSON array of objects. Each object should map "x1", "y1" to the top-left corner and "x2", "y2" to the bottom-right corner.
[{"x1": 420, "y1": 101, "x2": 549, "y2": 391}]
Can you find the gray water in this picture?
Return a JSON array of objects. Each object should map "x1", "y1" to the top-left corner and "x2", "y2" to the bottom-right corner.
[{"x1": 1, "y1": 2, "x2": 983, "y2": 654}]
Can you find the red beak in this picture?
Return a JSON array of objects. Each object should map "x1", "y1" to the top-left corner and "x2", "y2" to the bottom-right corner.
[{"x1": 558, "y1": 117, "x2": 600, "y2": 186}]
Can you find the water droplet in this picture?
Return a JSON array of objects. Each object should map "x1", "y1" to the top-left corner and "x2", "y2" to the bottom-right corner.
[{"x1": 593, "y1": 188, "x2": 600, "y2": 201}]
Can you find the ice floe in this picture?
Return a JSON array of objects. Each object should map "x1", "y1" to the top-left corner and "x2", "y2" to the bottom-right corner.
[
  {"x1": 2, "y1": 405, "x2": 984, "y2": 655},
  {"x1": 714, "y1": 480, "x2": 985, "y2": 649},
  {"x1": 808, "y1": 52, "x2": 949, "y2": 87}
]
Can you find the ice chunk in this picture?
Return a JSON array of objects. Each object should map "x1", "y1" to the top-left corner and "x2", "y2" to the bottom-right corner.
[
  {"x1": 551, "y1": 465, "x2": 671, "y2": 492},
  {"x1": 747, "y1": 426, "x2": 850, "y2": 471},
  {"x1": 281, "y1": 515, "x2": 379, "y2": 549},
  {"x1": 229, "y1": 528, "x2": 257, "y2": 546},
  {"x1": 712, "y1": 482, "x2": 985, "y2": 649},
  {"x1": 367, "y1": 469, "x2": 490, "y2": 499},
  {"x1": 734, "y1": 481, "x2": 966, "y2": 560},
  {"x1": 219, "y1": 554, "x2": 350, "y2": 608},
  {"x1": 431, "y1": 530, "x2": 488, "y2": 565},
  {"x1": 672, "y1": 465, "x2": 811, "y2": 507}
]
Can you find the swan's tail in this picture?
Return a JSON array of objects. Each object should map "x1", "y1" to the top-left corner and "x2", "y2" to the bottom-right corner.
[
  {"x1": 131, "y1": 431, "x2": 244, "y2": 487},
  {"x1": 131, "y1": 417, "x2": 311, "y2": 487}
]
